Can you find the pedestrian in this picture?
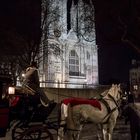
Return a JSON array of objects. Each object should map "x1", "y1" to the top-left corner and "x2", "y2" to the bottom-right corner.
[
  {"x1": 127, "y1": 91, "x2": 134, "y2": 104},
  {"x1": 22, "y1": 61, "x2": 53, "y2": 106}
]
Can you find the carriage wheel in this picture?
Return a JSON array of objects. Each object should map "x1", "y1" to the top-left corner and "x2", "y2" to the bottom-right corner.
[
  {"x1": 12, "y1": 125, "x2": 54, "y2": 140},
  {"x1": 12, "y1": 127, "x2": 28, "y2": 140}
]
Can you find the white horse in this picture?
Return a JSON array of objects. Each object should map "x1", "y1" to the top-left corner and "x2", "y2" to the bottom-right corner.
[{"x1": 58, "y1": 84, "x2": 123, "y2": 140}]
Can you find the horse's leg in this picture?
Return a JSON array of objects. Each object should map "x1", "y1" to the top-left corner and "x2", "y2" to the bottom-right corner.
[
  {"x1": 107, "y1": 125, "x2": 114, "y2": 140},
  {"x1": 102, "y1": 124, "x2": 108, "y2": 140},
  {"x1": 76, "y1": 124, "x2": 83, "y2": 140},
  {"x1": 66, "y1": 123, "x2": 82, "y2": 140},
  {"x1": 66, "y1": 130, "x2": 78, "y2": 140},
  {"x1": 96, "y1": 124, "x2": 102, "y2": 140},
  {"x1": 57, "y1": 112, "x2": 66, "y2": 140},
  {"x1": 107, "y1": 119, "x2": 117, "y2": 140},
  {"x1": 102, "y1": 122, "x2": 115, "y2": 140},
  {"x1": 65, "y1": 108, "x2": 77, "y2": 140},
  {"x1": 58, "y1": 126, "x2": 65, "y2": 140}
]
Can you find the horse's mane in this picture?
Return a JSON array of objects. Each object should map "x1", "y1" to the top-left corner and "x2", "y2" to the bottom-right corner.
[
  {"x1": 100, "y1": 89, "x2": 110, "y2": 97},
  {"x1": 101, "y1": 84, "x2": 121, "y2": 98}
]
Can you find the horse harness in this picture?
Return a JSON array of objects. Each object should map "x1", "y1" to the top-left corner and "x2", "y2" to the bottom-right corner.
[
  {"x1": 59, "y1": 89, "x2": 122, "y2": 134},
  {"x1": 99, "y1": 91, "x2": 121, "y2": 124},
  {"x1": 64, "y1": 94, "x2": 120, "y2": 133}
]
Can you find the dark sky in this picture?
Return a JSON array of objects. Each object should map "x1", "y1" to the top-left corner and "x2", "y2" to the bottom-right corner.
[
  {"x1": 0, "y1": 0, "x2": 41, "y2": 55},
  {"x1": 0, "y1": 0, "x2": 41, "y2": 32},
  {"x1": 0, "y1": 0, "x2": 140, "y2": 84},
  {"x1": 94, "y1": 0, "x2": 140, "y2": 84}
]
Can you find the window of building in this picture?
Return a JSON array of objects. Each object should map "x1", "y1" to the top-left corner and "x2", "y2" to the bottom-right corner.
[{"x1": 69, "y1": 50, "x2": 79, "y2": 76}]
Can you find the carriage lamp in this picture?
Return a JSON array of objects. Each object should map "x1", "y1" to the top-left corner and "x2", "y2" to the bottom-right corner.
[{"x1": 8, "y1": 87, "x2": 15, "y2": 95}]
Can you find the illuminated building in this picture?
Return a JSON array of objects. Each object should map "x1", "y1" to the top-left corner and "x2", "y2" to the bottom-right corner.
[{"x1": 39, "y1": 0, "x2": 98, "y2": 88}]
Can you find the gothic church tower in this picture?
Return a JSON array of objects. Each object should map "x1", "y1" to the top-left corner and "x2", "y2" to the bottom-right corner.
[{"x1": 40, "y1": 0, "x2": 98, "y2": 88}]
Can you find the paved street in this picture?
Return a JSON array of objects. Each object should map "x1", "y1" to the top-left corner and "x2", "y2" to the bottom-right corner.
[
  {"x1": 0, "y1": 104, "x2": 131, "y2": 140},
  {"x1": 79, "y1": 118, "x2": 131, "y2": 140},
  {"x1": 49, "y1": 118, "x2": 131, "y2": 140}
]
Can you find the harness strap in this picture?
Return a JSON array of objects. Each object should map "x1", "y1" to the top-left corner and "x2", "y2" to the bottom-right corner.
[
  {"x1": 99, "y1": 98, "x2": 112, "y2": 124},
  {"x1": 108, "y1": 93, "x2": 121, "y2": 112},
  {"x1": 103, "y1": 106, "x2": 118, "y2": 124},
  {"x1": 99, "y1": 89, "x2": 112, "y2": 114},
  {"x1": 108, "y1": 94, "x2": 119, "y2": 108},
  {"x1": 99, "y1": 98, "x2": 111, "y2": 114},
  {"x1": 99, "y1": 95, "x2": 119, "y2": 124}
]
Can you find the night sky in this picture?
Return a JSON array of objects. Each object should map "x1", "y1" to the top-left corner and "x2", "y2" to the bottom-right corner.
[
  {"x1": 0, "y1": 0, "x2": 140, "y2": 85},
  {"x1": 0, "y1": 0, "x2": 41, "y2": 34},
  {"x1": 94, "y1": 0, "x2": 140, "y2": 84},
  {"x1": 0, "y1": 0, "x2": 41, "y2": 55}
]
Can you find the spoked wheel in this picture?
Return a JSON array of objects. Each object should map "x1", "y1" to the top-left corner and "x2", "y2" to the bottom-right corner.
[
  {"x1": 12, "y1": 125, "x2": 54, "y2": 140},
  {"x1": 12, "y1": 121, "x2": 28, "y2": 140},
  {"x1": 12, "y1": 126, "x2": 29, "y2": 140}
]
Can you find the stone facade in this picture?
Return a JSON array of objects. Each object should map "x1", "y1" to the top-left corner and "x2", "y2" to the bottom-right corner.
[{"x1": 40, "y1": 0, "x2": 98, "y2": 88}]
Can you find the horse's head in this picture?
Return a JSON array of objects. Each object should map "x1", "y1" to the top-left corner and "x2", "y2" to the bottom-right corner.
[{"x1": 108, "y1": 84, "x2": 123, "y2": 104}]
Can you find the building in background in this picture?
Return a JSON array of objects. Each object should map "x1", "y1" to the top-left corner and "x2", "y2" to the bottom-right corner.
[
  {"x1": 129, "y1": 59, "x2": 140, "y2": 100},
  {"x1": 39, "y1": 0, "x2": 98, "y2": 88}
]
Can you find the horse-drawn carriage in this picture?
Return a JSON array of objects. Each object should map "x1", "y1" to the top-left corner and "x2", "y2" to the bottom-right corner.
[
  {"x1": 0, "y1": 82, "x2": 125, "y2": 140},
  {"x1": 8, "y1": 86, "x2": 58, "y2": 140},
  {"x1": 0, "y1": 74, "x2": 57, "y2": 140}
]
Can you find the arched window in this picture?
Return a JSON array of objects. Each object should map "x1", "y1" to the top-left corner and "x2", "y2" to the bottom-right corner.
[{"x1": 69, "y1": 50, "x2": 79, "y2": 76}]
